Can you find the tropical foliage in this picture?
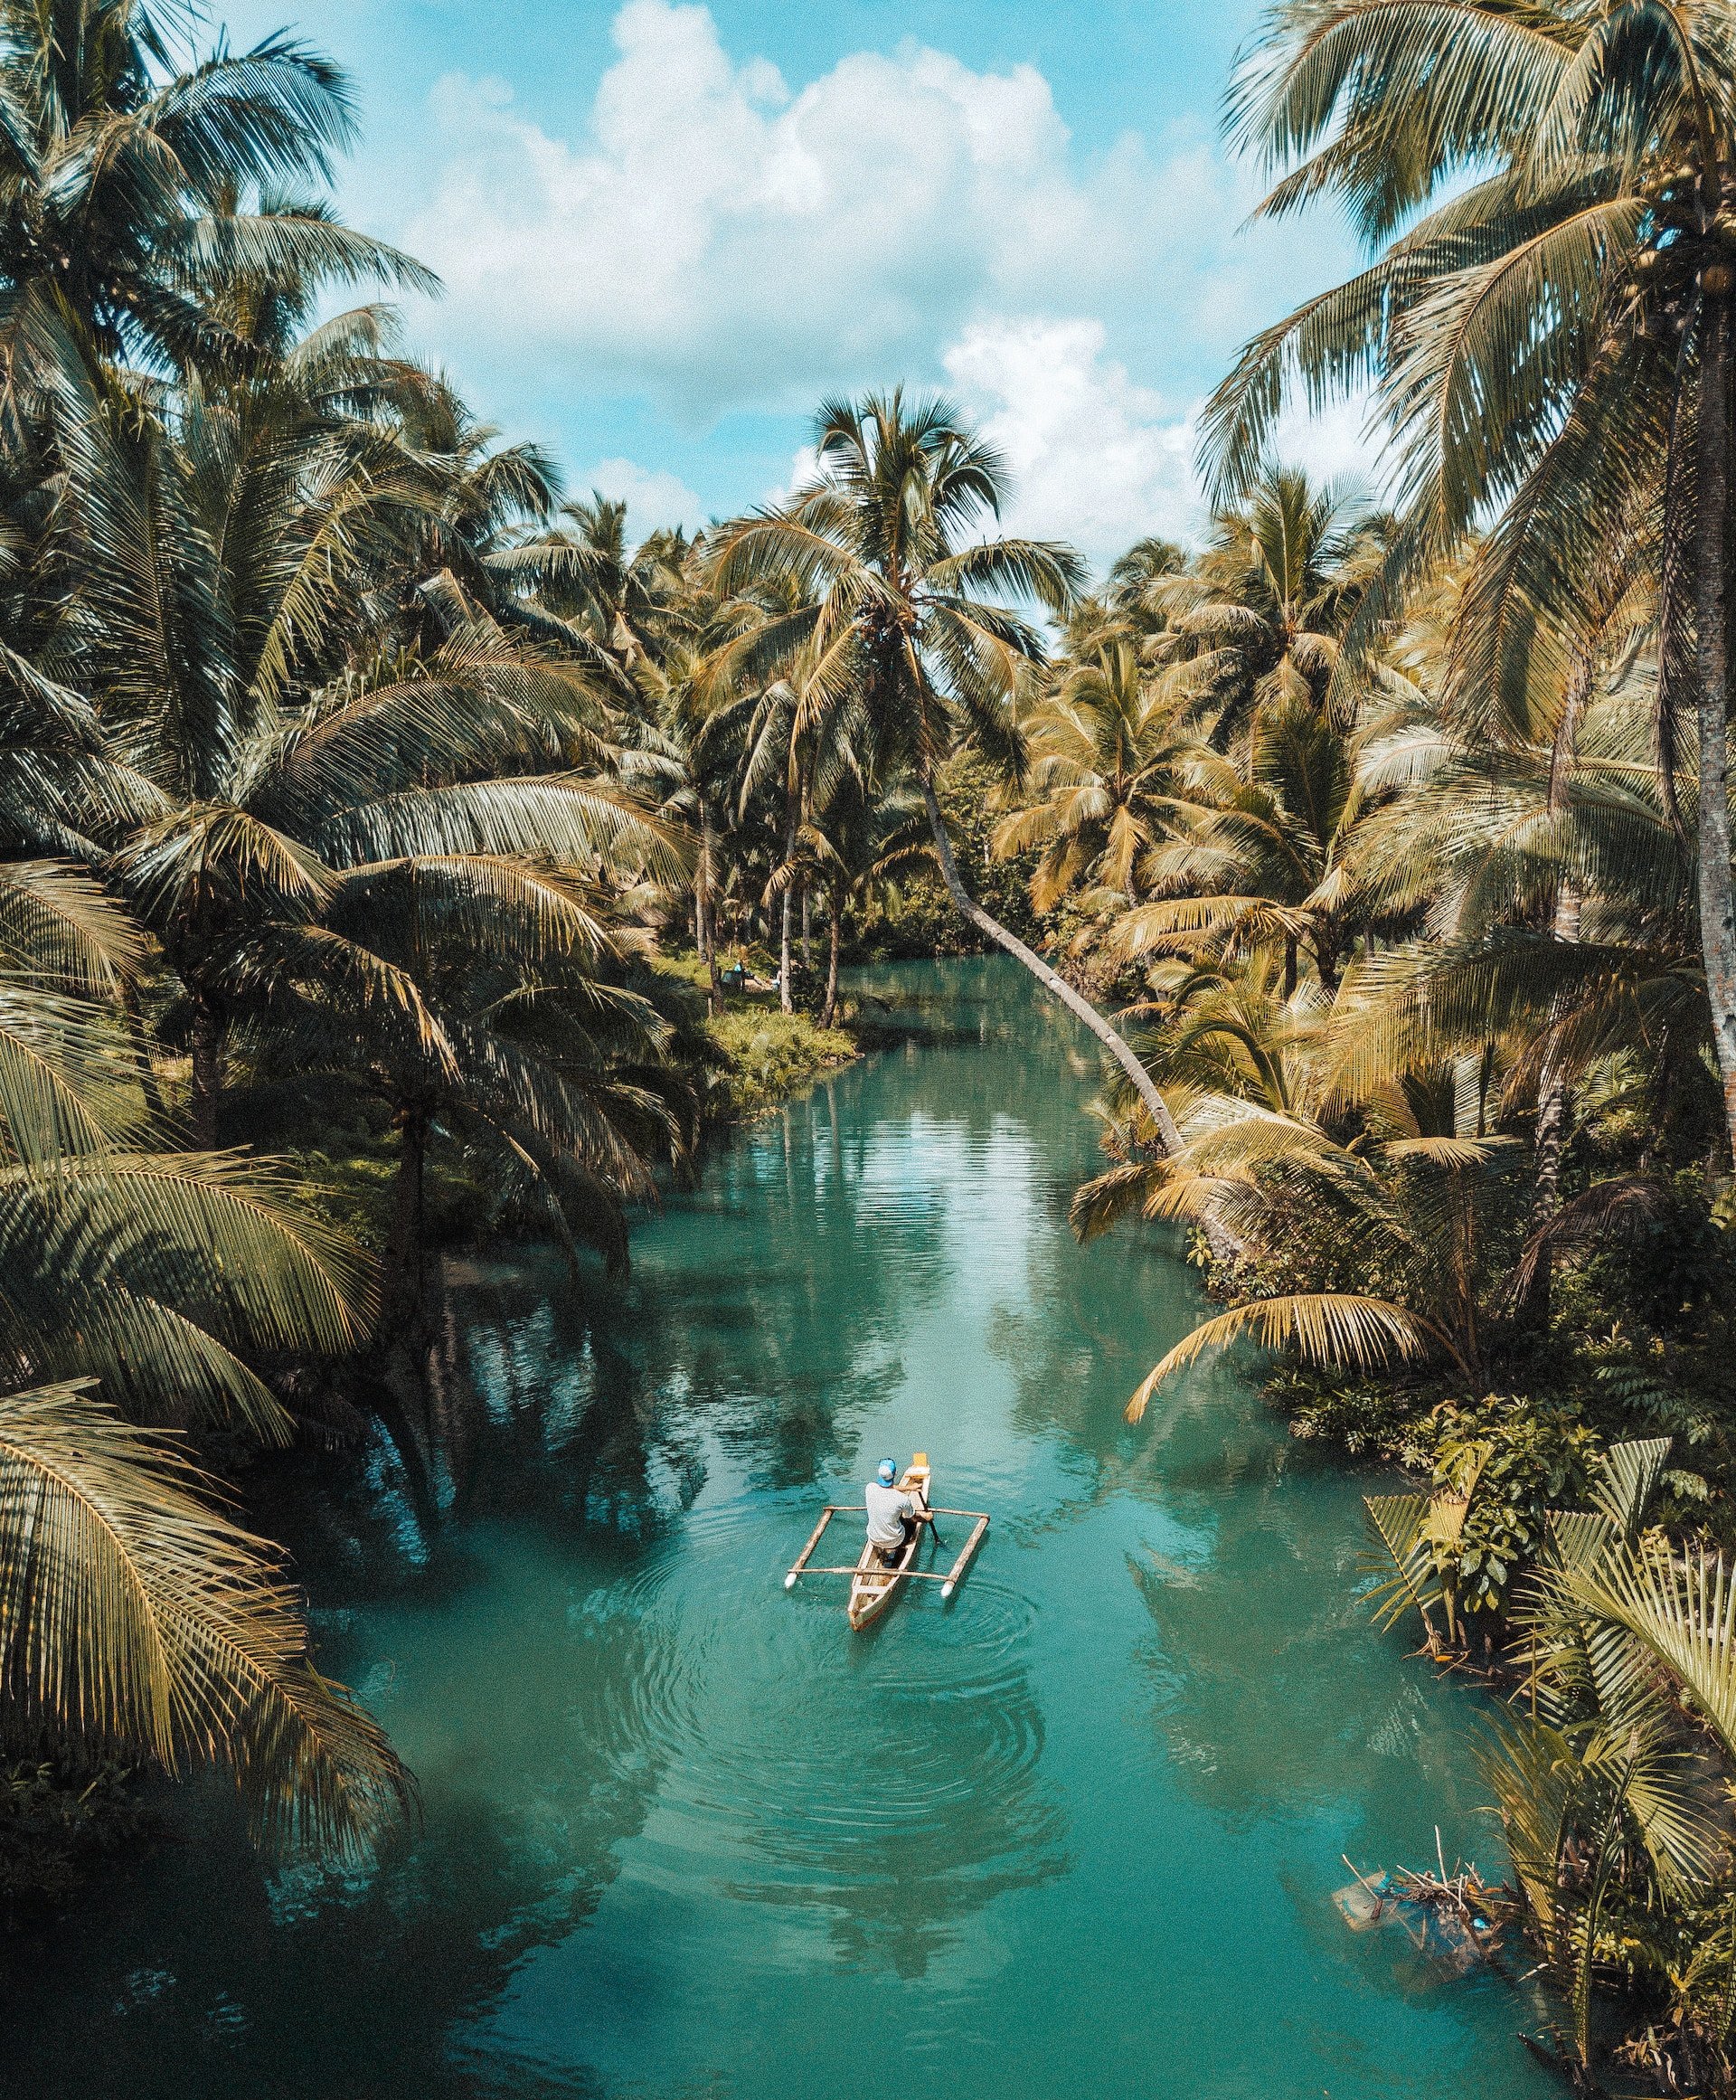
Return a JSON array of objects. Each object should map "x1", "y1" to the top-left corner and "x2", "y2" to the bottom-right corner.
[{"x1": 23, "y1": 0, "x2": 1736, "y2": 2084}]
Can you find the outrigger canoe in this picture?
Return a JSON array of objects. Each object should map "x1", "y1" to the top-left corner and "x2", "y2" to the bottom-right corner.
[
  {"x1": 781, "y1": 1453, "x2": 990, "y2": 1630},
  {"x1": 848, "y1": 1455, "x2": 931, "y2": 1632}
]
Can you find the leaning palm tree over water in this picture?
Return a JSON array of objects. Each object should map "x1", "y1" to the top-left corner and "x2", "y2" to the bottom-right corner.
[
  {"x1": 0, "y1": 892, "x2": 409, "y2": 1853},
  {"x1": 709, "y1": 390, "x2": 1193, "y2": 1149},
  {"x1": 1205, "y1": 0, "x2": 1736, "y2": 1159},
  {"x1": 0, "y1": 1378, "x2": 412, "y2": 1859}
]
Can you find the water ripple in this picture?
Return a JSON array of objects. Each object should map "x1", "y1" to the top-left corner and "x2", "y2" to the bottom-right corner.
[{"x1": 571, "y1": 1504, "x2": 1063, "y2": 1932}]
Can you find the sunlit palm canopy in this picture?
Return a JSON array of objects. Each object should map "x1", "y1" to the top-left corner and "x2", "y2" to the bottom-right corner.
[
  {"x1": 0, "y1": 1378, "x2": 411, "y2": 1859},
  {"x1": 707, "y1": 389, "x2": 1086, "y2": 784}
]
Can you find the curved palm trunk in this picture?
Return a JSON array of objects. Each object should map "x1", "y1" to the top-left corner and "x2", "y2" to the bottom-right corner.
[
  {"x1": 919, "y1": 778, "x2": 1189, "y2": 1161},
  {"x1": 189, "y1": 998, "x2": 224, "y2": 1149},
  {"x1": 822, "y1": 874, "x2": 844, "y2": 1029},
  {"x1": 1695, "y1": 294, "x2": 1736, "y2": 1164}
]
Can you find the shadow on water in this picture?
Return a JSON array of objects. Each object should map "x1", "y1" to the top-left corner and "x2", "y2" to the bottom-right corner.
[{"x1": 0, "y1": 959, "x2": 1556, "y2": 2100}]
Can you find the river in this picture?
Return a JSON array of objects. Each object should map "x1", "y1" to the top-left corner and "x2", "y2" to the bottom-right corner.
[{"x1": 0, "y1": 959, "x2": 1553, "y2": 2099}]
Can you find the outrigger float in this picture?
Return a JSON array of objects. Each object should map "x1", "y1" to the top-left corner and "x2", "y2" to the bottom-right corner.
[{"x1": 782, "y1": 1453, "x2": 991, "y2": 1630}]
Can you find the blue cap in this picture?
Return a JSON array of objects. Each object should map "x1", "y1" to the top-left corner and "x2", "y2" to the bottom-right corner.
[{"x1": 876, "y1": 1458, "x2": 897, "y2": 1485}]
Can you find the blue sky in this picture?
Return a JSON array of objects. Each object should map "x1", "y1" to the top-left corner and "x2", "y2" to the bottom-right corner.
[{"x1": 216, "y1": 0, "x2": 1366, "y2": 565}]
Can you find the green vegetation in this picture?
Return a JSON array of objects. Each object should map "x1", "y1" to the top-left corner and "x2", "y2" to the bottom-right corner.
[
  {"x1": 704, "y1": 1008, "x2": 856, "y2": 1119},
  {"x1": 914, "y1": 0, "x2": 1736, "y2": 2081},
  {"x1": 17, "y1": 0, "x2": 1736, "y2": 2086}
]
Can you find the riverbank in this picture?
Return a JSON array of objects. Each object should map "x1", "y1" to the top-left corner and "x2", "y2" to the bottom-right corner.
[
  {"x1": 704, "y1": 1006, "x2": 856, "y2": 1117},
  {"x1": 1152, "y1": 1151, "x2": 1736, "y2": 2088}
]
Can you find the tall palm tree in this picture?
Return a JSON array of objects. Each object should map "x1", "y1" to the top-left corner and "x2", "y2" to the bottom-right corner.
[
  {"x1": 0, "y1": 866, "x2": 364, "y2": 1440},
  {"x1": 0, "y1": 0, "x2": 432, "y2": 385},
  {"x1": 252, "y1": 847, "x2": 684, "y2": 1348},
  {"x1": 991, "y1": 637, "x2": 1203, "y2": 913},
  {"x1": 43, "y1": 342, "x2": 678, "y2": 1146},
  {"x1": 1077, "y1": 1077, "x2": 1524, "y2": 1420},
  {"x1": 709, "y1": 391, "x2": 1194, "y2": 1152},
  {"x1": 497, "y1": 492, "x2": 692, "y2": 678},
  {"x1": 788, "y1": 773, "x2": 929, "y2": 1027},
  {"x1": 1205, "y1": 0, "x2": 1736, "y2": 1159},
  {"x1": 0, "y1": 882, "x2": 408, "y2": 1852},
  {"x1": 1112, "y1": 692, "x2": 1376, "y2": 994},
  {"x1": 1146, "y1": 468, "x2": 1375, "y2": 746}
]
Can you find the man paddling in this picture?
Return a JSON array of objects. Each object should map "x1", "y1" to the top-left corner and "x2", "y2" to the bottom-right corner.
[{"x1": 864, "y1": 1457, "x2": 928, "y2": 1567}]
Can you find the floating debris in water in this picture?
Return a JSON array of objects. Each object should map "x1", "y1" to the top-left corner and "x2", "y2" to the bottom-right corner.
[{"x1": 1333, "y1": 1849, "x2": 1514, "y2": 1979}]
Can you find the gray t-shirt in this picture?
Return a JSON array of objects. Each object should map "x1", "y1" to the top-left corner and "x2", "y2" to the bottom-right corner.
[{"x1": 864, "y1": 1480, "x2": 915, "y2": 1546}]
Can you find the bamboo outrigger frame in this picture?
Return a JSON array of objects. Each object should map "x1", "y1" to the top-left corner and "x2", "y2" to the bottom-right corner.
[{"x1": 784, "y1": 1471, "x2": 990, "y2": 1613}]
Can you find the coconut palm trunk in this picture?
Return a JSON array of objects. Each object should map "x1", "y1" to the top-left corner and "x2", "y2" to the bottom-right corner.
[
  {"x1": 919, "y1": 779, "x2": 1187, "y2": 1158},
  {"x1": 697, "y1": 800, "x2": 722, "y2": 1014},
  {"x1": 822, "y1": 873, "x2": 844, "y2": 1028},
  {"x1": 1524, "y1": 657, "x2": 1595, "y2": 1321},
  {"x1": 189, "y1": 999, "x2": 224, "y2": 1149},
  {"x1": 778, "y1": 797, "x2": 797, "y2": 1014},
  {"x1": 382, "y1": 1107, "x2": 429, "y2": 1346},
  {"x1": 121, "y1": 979, "x2": 165, "y2": 1120},
  {"x1": 1697, "y1": 294, "x2": 1736, "y2": 1162}
]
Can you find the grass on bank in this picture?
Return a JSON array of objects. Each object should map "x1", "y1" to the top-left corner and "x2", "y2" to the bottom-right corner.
[
  {"x1": 650, "y1": 948, "x2": 859, "y2": 1118},
  {"x1": 703, "y1": 1007, "x2": 856, "y2": 1117}
]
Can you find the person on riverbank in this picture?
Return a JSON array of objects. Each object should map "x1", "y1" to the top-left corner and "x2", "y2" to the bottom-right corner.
[{"x1": 864, "y1": 1458, "x2": 926, "y2": 1566}]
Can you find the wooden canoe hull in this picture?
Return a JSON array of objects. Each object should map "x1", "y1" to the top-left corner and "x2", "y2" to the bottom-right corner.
[{"x1": 847, "y1": 1461, "x2": 930, "y2": 1632}]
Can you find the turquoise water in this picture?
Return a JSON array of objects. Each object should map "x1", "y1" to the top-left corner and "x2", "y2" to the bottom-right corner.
[{"x1": 0, "y1": 960, "x2": 1552, "y2": 2099}]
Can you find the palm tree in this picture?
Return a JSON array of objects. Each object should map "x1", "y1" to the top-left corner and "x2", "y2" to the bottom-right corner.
[
  {"x1": 709, "y1": 391, "x2": 1194, "y2": 1152},
  {"x1": 1075, "y1": 1065, "x2": 1525, "y2": 1419},
  {"x1": 0, "y1": 875, "x2": 409, "y2": 1852},
  {"x1": 251, "y1": 847, "x2": 684, "y2": 1353},
  {"x1": 0, "y1": 1377, "x2": 411, "y2": 1859},
  {"x1": 1146, "y1": 468, "x2": 1375, "y2": 747},
  {"x1": 0, "y1": 0, "x2": 432, "y2": 387},
  {"x1": 41, "y1": 339, "x2": 679, "y2": 1149},
  {"x1": 1205, "y1": 0, "x2": 1736, "y2": 1159},
  {"x1": 1105, "y1": 534, "x2": 1187, "y2": 620},
  {"x1": 0, "y1": 867, "x2": 366, "y2": 1440},
  {"x1": 991, "y1": 637, "x2": 1203, "y2": 913},
  {"x1": 1371, "y1": 1434, "x2": 1736, "y2": 2084},
  {"x1": 498, "y1": 493, "x2": 692, "y2": 678},
  {"x1": 1110, "y1": 696, "x2": 1375, "y2": 995},
  {"x1": 791, "y1": 773, "x2": 929, "y2": 1027}
]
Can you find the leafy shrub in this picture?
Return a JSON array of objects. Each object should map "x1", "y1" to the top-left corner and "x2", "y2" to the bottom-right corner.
[
  {"x1": 0, "y1": 1756, "x2": 146, "y2": 1914},
  {"x1": 1420, "y1": 1395, "x2": 1601, "y2": 1616},
  {"x1": 704, "y1": 1009, "x2": 855, "y2": 1117}
]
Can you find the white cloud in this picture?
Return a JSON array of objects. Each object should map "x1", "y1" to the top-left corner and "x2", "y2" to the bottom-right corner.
[
  {"x1": 933, "y1": 320, "x2": 1383, "y2": 572},
  {"x1": 402, "y1": 0, "x2": 1336, "y2": 420},
  {"x1": 1271, "y1": 394, "x2": 1385, "y2": 504},
  {"x1": 942, "y1": 317, "x2": 1197, "y2": 567},
  {"x1": 577, "y1": 456, "x2": 708, "y2": 537}
]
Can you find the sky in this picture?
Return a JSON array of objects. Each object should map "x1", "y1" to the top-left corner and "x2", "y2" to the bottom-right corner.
[{"x1": 214, "y1": 0, "x2": 1371, "y2": 568}]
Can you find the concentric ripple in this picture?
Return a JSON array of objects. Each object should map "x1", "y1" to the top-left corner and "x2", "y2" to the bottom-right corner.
[{"x1": 564, "y1": 1499, "x2": 1064, "y2": 1943}]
